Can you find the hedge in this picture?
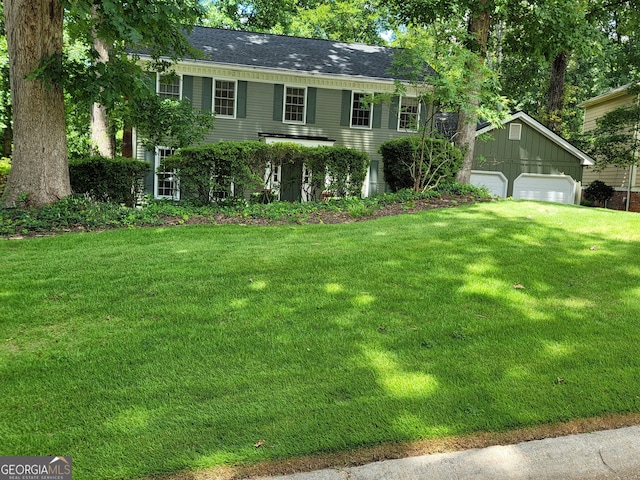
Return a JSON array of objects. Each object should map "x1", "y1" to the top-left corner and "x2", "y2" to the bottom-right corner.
[
  {"x1": 69, "y1": 156, "x2": 150, "y2": 207},
  {"x1": 162, "y1": 141, "x2": 370, "y2": 204}
]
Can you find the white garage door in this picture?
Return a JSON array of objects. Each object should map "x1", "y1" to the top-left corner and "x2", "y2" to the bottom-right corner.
[
  {"x1": 470, "y1": 171, "x2": 508, "y2": 198},
  {"x1": 513, "y1": 174, "x2": 577, "y2": 204}
]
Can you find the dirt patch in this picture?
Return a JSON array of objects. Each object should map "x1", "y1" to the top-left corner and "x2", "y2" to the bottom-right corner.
[{"x1": 151, "y1": 413, "x2": 640, "y2": 480}]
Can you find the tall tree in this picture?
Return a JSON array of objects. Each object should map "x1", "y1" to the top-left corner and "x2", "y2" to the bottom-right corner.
[
  {"x1": 3, "y1": 0, "x2": 70, "y2": 207},
  {"x1": 386, "y1": 0, "x2": 500, "y2": 183},
  {"x1": 2, "y1": 0, "x2": 206, "y2": 207}
]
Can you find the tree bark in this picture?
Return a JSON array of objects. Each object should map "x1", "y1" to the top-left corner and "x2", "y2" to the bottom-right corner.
[
  {"x1": 2, "y1": 104, "x2": 12, "y2": 157},
  {"x1": 455, "y1": 6, "x2": 491, "y2": 184},
  {"x1": 90, "y1": 7, "x2": 115, "y2": 158},
  {"x1": 2, "y1": 0, "x2": 70, "y2": 207},
  {"x1": 546, "y1": 50, "x2": 568, "y2": 134}
]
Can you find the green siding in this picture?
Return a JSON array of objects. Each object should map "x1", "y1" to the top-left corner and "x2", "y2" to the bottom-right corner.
[
  {"x1": 473, "y1": 120, "x2": 585, "y2": 196},
  {"x1": 202, "y1": 77, "x2": 213, "y2": 112}
]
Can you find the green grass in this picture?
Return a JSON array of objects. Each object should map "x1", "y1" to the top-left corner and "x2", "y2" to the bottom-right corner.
[{"x1": 1, "y1": 200, "x2": 640, "y2": 479}]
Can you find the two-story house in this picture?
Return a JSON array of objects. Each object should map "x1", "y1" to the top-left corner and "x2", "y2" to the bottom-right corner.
[{"x1": 134, "y1": 26, "x2": 431, "y2": 201}]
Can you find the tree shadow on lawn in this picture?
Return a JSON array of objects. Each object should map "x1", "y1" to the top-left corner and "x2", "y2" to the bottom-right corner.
[{"x1": 3, "y1": 202, "x2": 640, "y2": 480}]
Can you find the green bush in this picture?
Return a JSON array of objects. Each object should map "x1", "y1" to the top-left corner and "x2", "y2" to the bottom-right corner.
[
  {"x1": 379, "y1": 136, "x2": 463, "y2": 192},
  {"x1": 164, "y1": 141, "x2": 371, "y2": 204},
  {"x1": 0, "y1": 157, "x2": 10, "y2": 198},
  {"x1": 69, "y1": 156, "x2": 150, "y2": 207},
  {"x1": 583, "y1": 180, "x2": 615, "y2": 205},
  {"x1": 162, "y1": 141, "x2": 269, "y2": 203}
]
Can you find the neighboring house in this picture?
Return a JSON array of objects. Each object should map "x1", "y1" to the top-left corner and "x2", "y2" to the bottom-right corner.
[
  {"x1": 470, "y1": 111, "x2": 594, "y2": 205},
  {"x1": 134, "y1": 26, "x2": 433, "y2": 201},
  {"x1": 579, "y1": 84, "x2": 640, "y2": 212}
]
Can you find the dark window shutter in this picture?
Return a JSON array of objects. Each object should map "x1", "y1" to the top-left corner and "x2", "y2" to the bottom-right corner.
[
  {"x1": 373, "y1": 95, "x2": 382, "y2": 129},
  {"x1": 237, "y1": 81, "x2": 248, "y2": 118},
  {"x1": 146, "y1": 72, "x2": 157, "y2": 93},
  {"x1": 201, "y1": 77, "x2": 213, "y2": 111},
  {"x1": 340, "y1": 90, "x2": 352, "y2": 126},
  {"x1": 420, "y1": 101, "x2": 429, "y2": 128},
  {"x1": 273, "y1": 84, "x2": 284, "y2": 121},
  {"x1": 306, "y1": 87, "x2": 317, "y2": 124},
  {"x1": 389, "y1": 96, "x2": 399, "y2": 130},
  {"x1": 182, "y1": 75, "x2": 194, "y2": 106}
]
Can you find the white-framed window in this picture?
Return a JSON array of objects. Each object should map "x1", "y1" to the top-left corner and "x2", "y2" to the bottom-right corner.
[
  {"x1": 157, "y1": 73, "x2": 181, "y2": 100},
  {"x1": 351, "y1": 92, "x2": 372, "y2": 129},
  {"x1": 509, "y1": 123, "x2": 522, "y2": 140},
  {"x1": 214, "y1": 79, "x2": 236, "y2": 118},
  {"x1": 398, "y1": 96, "x2": 420, "y2": 132},
  {"x1": 155, "y1": 147, "x2": 180, "y2": 200},
  {"x1": 284, "y1": 86, "x2": 307, "y2": 124}
]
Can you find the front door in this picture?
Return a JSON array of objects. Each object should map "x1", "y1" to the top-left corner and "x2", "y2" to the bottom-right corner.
[{"x1": 280, "y1": 163, "x2": 303, "y2": 202}]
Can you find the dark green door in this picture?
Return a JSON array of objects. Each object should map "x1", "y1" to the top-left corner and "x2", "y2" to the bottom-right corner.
[{"x1": 280, "y1": 163, "x2": 303, "y2": 202}]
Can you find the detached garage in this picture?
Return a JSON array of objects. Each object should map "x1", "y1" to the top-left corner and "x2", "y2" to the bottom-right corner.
[{"x1": 472, "y1": 111, "x2": 594, "y2": 204}]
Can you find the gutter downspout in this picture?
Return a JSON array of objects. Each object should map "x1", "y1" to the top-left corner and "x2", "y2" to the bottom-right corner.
[{"x1": 629, "y1": 91, "x2": 640, "y2": 212}]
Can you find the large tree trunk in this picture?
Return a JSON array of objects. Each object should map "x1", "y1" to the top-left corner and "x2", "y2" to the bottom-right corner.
[
  {"x1": 3, "y1": 0, "x2": 70, "y2": 207},
  {"x1": 90, "y1": 7, "x2": 115, "y2": 158},
  {"x1": 455, "y1": 6, "x2": 491, "y2": 184},
  {"x1": 546, "y1": 50, "x2": 568, "y2": 134}
]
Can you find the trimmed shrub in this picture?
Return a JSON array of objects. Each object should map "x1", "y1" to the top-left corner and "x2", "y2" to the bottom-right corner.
[
  {"x1": 164, "y1": 141, "x2": 371, "y2": 204},
  {"x1": 69, "y1": 156, "x2": 150, "y2": 207},
  {"x1": 379, "y1": 136, "x2": 463, "y2": 192},
  {"x1": 583, "y1": 180, "x2": 615, "y2": 205},
  {"x1": 162, "y1": 141, "x2": 269, "y2": 203}
]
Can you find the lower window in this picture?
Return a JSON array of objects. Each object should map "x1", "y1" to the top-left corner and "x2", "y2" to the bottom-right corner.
[{"x1": 155, "y1": 147, "x2": 179, "y2": 200}]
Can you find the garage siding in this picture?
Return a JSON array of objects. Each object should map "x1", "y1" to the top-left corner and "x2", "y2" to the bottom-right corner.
[{"x1": 473, "y1": 120, "x2": 584, "y2": 197}]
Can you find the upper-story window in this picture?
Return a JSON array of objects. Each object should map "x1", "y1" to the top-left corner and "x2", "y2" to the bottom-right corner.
[
  {"x1": 398, "y1": 96, "x2": 420, "y2": 132},
  {"x1": 284, "y1": 86, "x2": 307, "y2": 124},
  {"x1": 157, "y1": 74, "x2": 181, "y2": 100},
  {"x1": 215, "y1": 80, "x2": 236, "y2": 117},
  {"x1": 351, "y1": 92, "x2": 372, "y2": 128}
]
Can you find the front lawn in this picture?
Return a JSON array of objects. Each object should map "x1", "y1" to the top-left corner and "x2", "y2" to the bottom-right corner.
[{"x1": 1, "y1": 200, "x2": 639, "y2": 479}]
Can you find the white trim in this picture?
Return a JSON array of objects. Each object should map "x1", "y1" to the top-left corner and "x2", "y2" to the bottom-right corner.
[
  {"x1": 397, "y1": 95, "x2": 420, "y2": 133},
  {"x1": 350, "y1": 91, "x2": 373, "y2": 129},
  {"x1": 578, "y1": 82, "x2": 638, "y2": 108},
  {"x1": 154, "y1": 146, "x2": 180, "y2": 200},
  {"x1": 476, "y1": 111, "x2": 595, "y2": 166},
  {"x1": 213, "y1": 78, "x2": 237, "y2": 119},
  {"x1": 138, "y1": 56, "x2": 404, "y2": 93},
  {"x1": 282, "y1": 85, "x2": 307, "y2": 125}
]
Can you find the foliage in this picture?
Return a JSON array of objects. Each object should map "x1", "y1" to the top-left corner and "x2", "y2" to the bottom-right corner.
[
  {"x1": 582, "y1": 84, "x2": 640, "y2": 169},
  {"x1": 0, "y1": 185, "x2": 489, "y2": 236},
  {"x1": 308, "y1": 146, "x2": 370, "y2": 198},
  {"x1": 0, "y1": 157, "x2": 9, "y2": 197},
  {"x1": 583, "y1": 180, "x2": 615, "y2": 205},
  {"x1": 163, "y1": 141, "x2": 370, "y2": 204},
  {"x1": 68, "y1": 156, "x2": 150, "y2": 206},
  {"x1": 162, "y1": 141, "x2": 269, "y2": 203},
  {"x1": 379, "y1": 135, "x2": 463, "y2": 192},
  {"x1": 132, "y1": 95, "x2": 216, "y2": 151}
]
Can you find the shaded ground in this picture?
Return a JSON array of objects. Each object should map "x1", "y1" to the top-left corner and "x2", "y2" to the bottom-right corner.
[{"x1": 153, "y1": 413, "x2": 640, "y2": 480}]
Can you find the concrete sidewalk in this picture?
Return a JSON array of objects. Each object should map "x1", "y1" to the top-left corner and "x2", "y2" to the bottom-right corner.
[{"x1": 261, "y1": 426, "x2": 640, "y2": 479}]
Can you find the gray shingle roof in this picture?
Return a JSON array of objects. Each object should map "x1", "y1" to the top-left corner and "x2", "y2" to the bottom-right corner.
[{"x1": 180, "y1": 26, "x2": 422, "y2": 81}]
